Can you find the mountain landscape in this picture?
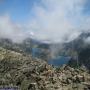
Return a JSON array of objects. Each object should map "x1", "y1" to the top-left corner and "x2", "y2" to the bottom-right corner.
[
  {"x1": 1, "y1": 0, "x2": 90, "y2": 89},
  {"x1": 0, "y1": 31, "x2": 90, "y2": 90}
]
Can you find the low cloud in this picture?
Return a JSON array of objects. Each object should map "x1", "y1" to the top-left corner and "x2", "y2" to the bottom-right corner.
[
  {"x1": 84, "y1": 36, "x2": 90, "y2": 44},
  {"x1": 0, "y1": 15, "x2": 30, "y2": 43},
  {"x1": 28, "y1": 0, "x2": 90, "y2": 43}
]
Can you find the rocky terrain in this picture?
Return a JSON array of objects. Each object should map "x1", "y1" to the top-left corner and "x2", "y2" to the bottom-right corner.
[
  {"x1": 0, "y1": 32, "x2": 90, "y2": 90},
  {"x1": 0, "y1": 47, "x2": 90, "y2": 90},
  {"x1": 0, "y1": 38, "x2": 50, "y2": 60}
]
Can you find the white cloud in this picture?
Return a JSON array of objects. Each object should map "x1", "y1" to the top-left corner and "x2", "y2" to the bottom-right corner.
[
  {"x1": 0, "y1": 0, "x2": 90, "y2": 43},
  {"x1": 0, "y1": 15, "x2": 29, "y2": 43},
  {"x1": 84, "y1": 36, "x2": 90, "y2": 44},
  {"x1": 28, "y1": 0, "x2": 90, "y2": 43}
]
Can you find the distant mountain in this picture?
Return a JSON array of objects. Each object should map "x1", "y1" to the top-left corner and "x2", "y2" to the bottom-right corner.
[
  {"x1": 46, "y1": 31, "x2": 90, "y2": 69},
  {"x1": 0, "y1": 31, "x2": 90, "y2": 68},
  {"x1": 65, "y1": 31, "x2": 90, "y2": 69},
  {"x1": 0, "y1": 37, "x2": 50, "y2": 60}
]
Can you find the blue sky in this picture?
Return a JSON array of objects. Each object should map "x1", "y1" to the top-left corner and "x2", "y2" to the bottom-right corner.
[
  {"x1": 0, "y1": 0, "x2": 90, "y2": 43},
  {"x1": 0, "y1": 0, "x2": 90, "y2": 23},
  {"x1": 83, "y1": 0, "x2": 90, "y2": 15},
  {"x1": 0, "y1": 0, "x2": 41, "y2": 23}
]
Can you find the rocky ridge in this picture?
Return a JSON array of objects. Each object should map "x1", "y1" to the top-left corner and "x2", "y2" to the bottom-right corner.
[{"x1": 0, "y1": 47, "x2": 90, "y2": 90}]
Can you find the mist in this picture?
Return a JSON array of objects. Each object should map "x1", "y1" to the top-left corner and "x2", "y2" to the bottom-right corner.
[{"x1": 0, "y1": 0, "x2": 90, "y2": 43}]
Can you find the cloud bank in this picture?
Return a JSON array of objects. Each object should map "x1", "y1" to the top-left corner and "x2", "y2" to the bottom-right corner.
[
  {"x1": 0, "y1": 0, "x2": 90, "y2": 43},
  {"x1": 0, "y1": 15, "x2": 27, "y2": 43},
  {"x1": 28, "y1": 0, "x2": 90, "y2": 43}
]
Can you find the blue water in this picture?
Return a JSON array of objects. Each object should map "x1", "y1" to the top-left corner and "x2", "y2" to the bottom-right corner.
[
  {"x1": 48, "y1": 56, "x2": 70, "y2": 66},
  {"x1": 32, "y1": 48, "x2": 43, "y2": 58},
  {"x1": 32, "y1": 48, "x2": 70, "y2": 66}
]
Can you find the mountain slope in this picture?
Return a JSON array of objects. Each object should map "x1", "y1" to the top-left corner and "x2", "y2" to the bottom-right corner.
[{"x1": 0, "y1": 42, "x2": 90, "y2": 89}]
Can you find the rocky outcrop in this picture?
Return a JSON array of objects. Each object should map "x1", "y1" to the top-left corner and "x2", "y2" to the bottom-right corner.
[{"x1": 0, "y1": 47, "x2": 90, "y2": 90}]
